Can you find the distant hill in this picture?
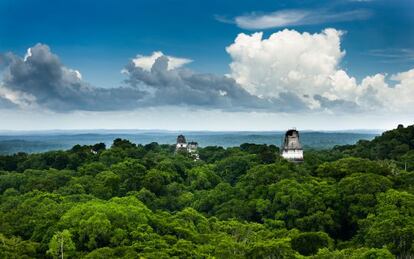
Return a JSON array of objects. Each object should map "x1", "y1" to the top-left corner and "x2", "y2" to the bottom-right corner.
[
  {"x1": 335, "y1": 124, "x2": 414, "y2": 163},
  {"x1": 0, "y1": 131, "x2": 377, "y2": 154}
]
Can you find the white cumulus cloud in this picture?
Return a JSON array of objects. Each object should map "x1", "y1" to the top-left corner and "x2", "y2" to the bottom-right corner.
[
  {"x1": 226, "y1": 28, "x2": 414, "y2": 112},
  {"x1": 132, "y1": 51, "x2": 192, "y2": 71},
  {"x1": 226, "y1": 28, "x2": 345, "y2": 108},
  {"x1": 358, "y1": 69, "x2": 414, "y2": 111}
]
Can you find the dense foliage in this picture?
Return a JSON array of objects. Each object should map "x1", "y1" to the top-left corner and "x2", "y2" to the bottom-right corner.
[
  {"x1": 335, "y1": 124, "x2": 414, "y2": 170},
  {"x1": 0, "y1": 126, "x2": 413, "y2": 258}
]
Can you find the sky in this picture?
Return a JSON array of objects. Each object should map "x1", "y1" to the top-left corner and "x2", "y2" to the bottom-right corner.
[{"x1": 0, "y1": 0, "x2": 413, "y2": 131}]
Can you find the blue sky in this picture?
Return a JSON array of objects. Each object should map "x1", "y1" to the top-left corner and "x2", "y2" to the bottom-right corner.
[
  {"x1": 1, "y1": 0, "x2": 413, "y2": 86},
  {"x1": 0, "y1": 0, "x2": 413, "y2": 130}
]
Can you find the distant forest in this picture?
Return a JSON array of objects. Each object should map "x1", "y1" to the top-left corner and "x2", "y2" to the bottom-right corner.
[{"x1": 0, "y1": 124, "x2": 413, "y2": 258}]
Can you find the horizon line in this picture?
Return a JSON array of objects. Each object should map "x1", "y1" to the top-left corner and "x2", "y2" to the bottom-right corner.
[{"x1": 0, "y1": 128, "x2": 385, "y2": 134}]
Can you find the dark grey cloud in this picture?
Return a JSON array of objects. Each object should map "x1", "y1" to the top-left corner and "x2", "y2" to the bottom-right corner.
[
  {"x1": 123, "y1": 55, "x2": 308, "y2": 112},
  {"x1": 0, "y1": 43, "x2": 310, "y2": 112},
  {"x1": 0, "y1": 53, "x2": 15, "y2": 70},
  {"x1": 0, "y1": 44, "x2": 145, "y2": 111},
  {"x1": 314, "y1": 94, "x2": 362, "y2": 113}
]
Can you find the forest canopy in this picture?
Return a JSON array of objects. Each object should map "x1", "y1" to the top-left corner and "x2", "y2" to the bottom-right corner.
[{"x1": 0, "y1": 125, "x2": 413, "y2": 258}]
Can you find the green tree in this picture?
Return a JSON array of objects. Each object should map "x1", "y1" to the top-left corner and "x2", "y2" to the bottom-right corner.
[
  {"x1": 357, "y1": 189, "x2": 414, "y2": 257},
  {"x1": 316, "y1": 157, "x2": 392, "y2": 180},
  {"x1": 79, "y1": 162, "x2": 107, "y2": 176},
  {"x1": 247, "y1": 238, "x2": 299, "y2": 259},
  {"x1": 338, "y1": 173, "x2": 392, "y2": 238},
  {"x1": 142, "y1": 169, "x2": 177, "y2": 195},
  {"x1": 291, "y1": 232, "x2": 333, "y2": 256},
  {"x1": 314, "y1": 247, "x2": 394, "y2": 259},
  {"x1": 111, "y1": 159, "x2": 147, "y2": 194},
  {"x1": 269, "y1": 179, "x2": 339, "y2": 233},
  {"x1": 59, "y1": 196, "x2": 151, "y2": 251},
  {"x1": 0, "y1": 233, "x2": 39, "y2": 258},
  {"x1": 92, "y1": 171, "x2": 120, "y2": 199},
  {"x1": 215, "y1": 155, "x2": 255, "y2": 185},
  {"x1": 47, "y1": 230, "x2": 75, "y2": 259}
]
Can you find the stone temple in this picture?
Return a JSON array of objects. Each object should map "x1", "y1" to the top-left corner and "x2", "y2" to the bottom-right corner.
[
  {"x1": 175, "y1": 135, "x2": 200, "y2": 160},
  {"x1": 176, "y1": 135, "x2": 187, "y2": 150},
  {"x1": 187, "y1": 141, "x2": 200, "y2": 160},
  {"x1": 281, "y1": 128, "x2": 304, "y2": 162}
]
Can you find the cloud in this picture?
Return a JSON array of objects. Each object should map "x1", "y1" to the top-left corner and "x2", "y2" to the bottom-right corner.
[
  {"x1": 123, "y1": 54, "x2": 308, "y2": 112},
  {"x1": 226, "y1": 29, "x2": 345, "y2": 108},
  {"x1": 0, "y1": 44, "x2": 146, "y2": 111},
  {"x1": 1, "y1": 30, "x2": 413, "y2": 115},
  {"x1": 219, "y1": 9, "x2": 371, "y2": 30},
  {"x1": 359, "y1": 69, "x2": 414, "y2": 111},
  {"x1": 367, "y1": 48, "x2": 414, "y2": 63},
  {"x1": 131, "y1": 51, "x2": 192, "y2": 71},
  {"x1": 0, "y1": 44, "x2": 308, "y2": 112},
  {"x1": 0, "y1": 84, "x2": 35, "y2": 109},
  {"x1": 226, "y1": 28, "x2": 414, "y2": 113}
]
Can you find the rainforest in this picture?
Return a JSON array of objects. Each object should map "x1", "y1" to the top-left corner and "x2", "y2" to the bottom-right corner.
[{"x1": 0, "y1": 124, "x2": 413, "y2": 258}]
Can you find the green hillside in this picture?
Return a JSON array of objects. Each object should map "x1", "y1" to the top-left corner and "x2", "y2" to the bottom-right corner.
[
  {"x1": 0, "y1": 129, "x2": 413, "y2": 258},
  {"x1": 335, "y1": 124, "x2": 414, "y2": 170}
]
